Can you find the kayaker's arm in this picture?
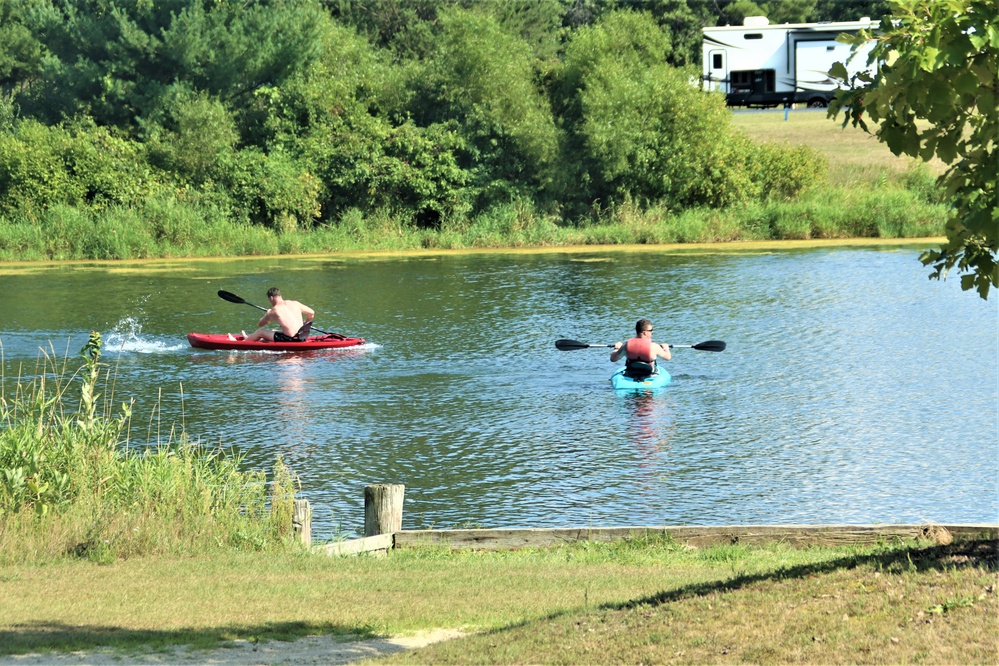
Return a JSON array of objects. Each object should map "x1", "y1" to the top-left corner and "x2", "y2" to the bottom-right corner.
[
  {"x1": 655, "y1": 343, "x2": 672, "y2": 361},
  {"x1": 610, "y1": 341, "x2": 626, "y2": 362},
  {"x1": 257, "y1": 308, "x2": 277, "y2": 327}
]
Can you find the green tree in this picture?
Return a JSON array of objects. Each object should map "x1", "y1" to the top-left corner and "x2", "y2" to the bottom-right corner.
[
  {"x1": 326, "y1": 0, "x2": 445, "y2": 58},
  {"x1": 761, "y1": 0, "x2": 817, "y2": 23},
  {"x1": 16, "y1": 0, "x2": 324, "y2": 134},
  {"x1": 813, "y1": 0, "x2": 890, "y2": 21},
  {"x1": 145, "y1": 86, "x2": 239, "y2": 186},
  {"x1": 555, "y1": 10, "x2": 728, "y2": 210},
  {"x1": 0, "y1": 0, "x2": 46, "y2": 94},
  {"x1": 829, "y1": 0, "x2": 998, "y2": 298},
  {"x1": 411, "y1": 7, "x2": 559, "y2": 208}
]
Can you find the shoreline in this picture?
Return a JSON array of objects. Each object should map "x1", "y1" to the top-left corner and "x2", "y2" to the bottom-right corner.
[{"x1": 0, "y1": 237, "x2": 947, "y2": 273}]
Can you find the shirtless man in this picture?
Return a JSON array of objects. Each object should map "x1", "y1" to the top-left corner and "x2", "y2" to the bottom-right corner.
[
  {"x1": 239, "y1": 287, "x2": 315, "y2": 342},
  {"x1": 610, "y1": 319, "x2": 671, "y2": 377}
]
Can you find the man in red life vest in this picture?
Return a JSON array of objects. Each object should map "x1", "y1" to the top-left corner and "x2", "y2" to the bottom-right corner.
[{"x1": 610, "y1": 319, "x2": 671, "y2": 378}]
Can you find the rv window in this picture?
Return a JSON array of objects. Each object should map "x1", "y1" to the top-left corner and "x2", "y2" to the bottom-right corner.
[
  {"x1": 827, "y1": 45, "x2": 835, "y2": 51},
  {"x1": 713, "y1": 54, "x2": 723, "y2": 68},
  {"x1": 731, "y1": 70, "x2": 775, "y2": 93},
  {"x1": 744, "y1": 33, "x2": 763, "y2": 39}
]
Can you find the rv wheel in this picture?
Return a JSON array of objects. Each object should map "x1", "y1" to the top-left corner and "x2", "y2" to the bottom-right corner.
[{"x1": 807, "y1": 98, "x2": 828, "y2": 108}]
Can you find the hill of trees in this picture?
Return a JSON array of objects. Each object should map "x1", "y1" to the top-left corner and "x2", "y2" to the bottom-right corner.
[{"x1": 0, "y1": 0, "x2": 890, "y2": 253}]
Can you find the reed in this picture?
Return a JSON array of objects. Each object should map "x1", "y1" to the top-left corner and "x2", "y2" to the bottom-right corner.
[{"x1": 0, "y1": 333, "x2": 290, "y2": 564}]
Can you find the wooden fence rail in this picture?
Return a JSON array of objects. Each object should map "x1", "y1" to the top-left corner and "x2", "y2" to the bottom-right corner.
[{"x1": 290, "y1": 485, "x2": 998, "y2": 557}]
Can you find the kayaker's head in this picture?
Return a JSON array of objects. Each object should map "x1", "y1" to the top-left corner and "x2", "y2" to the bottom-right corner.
[
  {"x1": 267, "y1": 287, "x2": 282, "y2": 303},
  {"x1": 635, "y1": 319, "x2": 654, "y2": 337}
]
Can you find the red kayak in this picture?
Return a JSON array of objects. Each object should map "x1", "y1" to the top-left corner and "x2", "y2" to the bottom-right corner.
[{"x1": 187, "y1": 333, "x2": 365, "y2": 351}]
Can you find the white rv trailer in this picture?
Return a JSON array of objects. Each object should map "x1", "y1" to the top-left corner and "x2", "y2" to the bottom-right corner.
[{"x1": 702, "y1": 16, "x2": 878, "y2": 108}]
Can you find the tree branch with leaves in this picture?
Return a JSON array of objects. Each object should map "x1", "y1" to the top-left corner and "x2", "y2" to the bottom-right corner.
[{"x1": 829, "y1": 0, "x2": 997, "y2": 299}]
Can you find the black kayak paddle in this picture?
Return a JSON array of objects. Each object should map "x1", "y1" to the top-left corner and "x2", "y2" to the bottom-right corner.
[{"x1": 555, "y1": 338, "x2": 726, "y2": 352}]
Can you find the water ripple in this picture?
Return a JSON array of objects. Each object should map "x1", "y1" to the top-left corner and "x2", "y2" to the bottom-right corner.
[{"x1": 2, "y1": 249, "x2": 995, "y2": 537}]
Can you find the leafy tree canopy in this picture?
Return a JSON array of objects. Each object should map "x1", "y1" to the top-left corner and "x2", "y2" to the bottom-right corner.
[
  {"x1": 830, "y1": 0, "x2": 998, "y2": 299},
  {"x1": 16, "y1": 0, "x2": 325, "y2": 132}
]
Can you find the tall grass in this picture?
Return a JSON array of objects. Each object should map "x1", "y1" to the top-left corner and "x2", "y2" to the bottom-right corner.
[
  {"x1": 0, "y1": 188, "x2": 944, "y2": 260},
  {"x1": 0, "y1": 333, "x2": 293, "y2": 564}
]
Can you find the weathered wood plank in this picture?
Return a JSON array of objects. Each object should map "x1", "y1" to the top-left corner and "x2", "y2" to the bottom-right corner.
[
  {"x1": 392, "y1": 524, "x2": 998, "y2": 551},
  {"x1": 292, "y1": 499, "x2": 312, "y2": 547},
  {"x1": 321, "y1": 533, "x2": 394, "y2": 557},
  {"x1": 364, "y1": 484, "x2": 405, "y2": 537}
]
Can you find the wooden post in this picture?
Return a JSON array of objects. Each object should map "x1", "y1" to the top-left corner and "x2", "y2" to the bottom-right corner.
[
  {"x1": 364, "y1": 484, "x2": 405, "y2": 537},
  {"x1": 293, "y1": 499, "x2": 312, "y2": 547}
]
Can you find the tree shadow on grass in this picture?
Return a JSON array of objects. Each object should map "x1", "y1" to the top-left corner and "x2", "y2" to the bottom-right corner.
[
  {"x1": 0, "y1": 620, "x2": 380, "y2": 657},
  {"x1": 618, "y1": 538, "x2": 998, "y2": 611}
]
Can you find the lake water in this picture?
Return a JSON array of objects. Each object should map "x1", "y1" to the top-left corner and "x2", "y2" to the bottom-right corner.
[{"x1": 2, "y1": 243, "x2": 996, "y2": 538}]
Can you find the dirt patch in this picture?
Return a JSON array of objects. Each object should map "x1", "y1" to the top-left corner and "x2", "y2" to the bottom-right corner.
[{"x1": 0, "y1": 628, "x2": 470, "y2": 665}]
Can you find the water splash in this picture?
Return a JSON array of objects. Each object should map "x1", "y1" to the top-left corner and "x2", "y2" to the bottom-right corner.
[{"x1": 104, "y1": 317, "x2": 185, "y2": 354}]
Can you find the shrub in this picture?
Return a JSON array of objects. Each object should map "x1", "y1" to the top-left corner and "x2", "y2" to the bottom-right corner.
[
  {"x1": 743, "y1": 139, "x2": 826, "y2": 202},
  {"x1": 0, "y1": 332, "x2": 292, "y2": 562},
  {"x1": 223, "y1": 148, "x2": 321, "y2": 231},
  {"x1": 0, "y1": 120, "x2": 84, "y2": 215},
  {"x1": 416, "y1": 7, "x2": 560, "y2": 206}
]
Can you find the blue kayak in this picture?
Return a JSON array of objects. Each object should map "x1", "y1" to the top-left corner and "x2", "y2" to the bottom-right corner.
[{"x1": 610, "y1": 367, "x2": 672, "y2": 390}]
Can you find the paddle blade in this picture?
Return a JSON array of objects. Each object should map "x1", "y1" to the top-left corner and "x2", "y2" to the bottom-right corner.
[
  {"x1": 691, "y1": 340, "x2": 726, "y2": 352},
  {"x1": 556, "y1": 339, "x2": 614, "y2": 350},
  {"x1": 217, "y1": 290, "x2": 246, "y2": 305}
]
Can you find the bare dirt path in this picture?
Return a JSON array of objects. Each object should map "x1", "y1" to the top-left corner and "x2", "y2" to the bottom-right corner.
[{"x1": 0, "y1": 629, "x2": 468, "y2": 665}]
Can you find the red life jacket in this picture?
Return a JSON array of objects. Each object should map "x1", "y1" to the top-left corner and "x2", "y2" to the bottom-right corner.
[{"x1": 626, "y1": 337, "x2": 655, "y2": 362}]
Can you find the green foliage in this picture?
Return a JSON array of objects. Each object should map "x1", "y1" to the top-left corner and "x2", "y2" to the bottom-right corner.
[
  {"x1": 813, "y1": 0, "x2": 890, "y2": 21},
  {"x1": 240, "y1": 16, "x2": 388, "y2": 146},
  {"x1": 413, "y1": 7, "x2": 559, "y2": 207},
  {"x1": 743, "y1": 138, "x2": 827, "y2": 202},
  {"x1": 704, "y1": 0, "x2": 822, "y2": 26},
  {"x1": 15, "y1": 0, "x2": 325, "y2": 130},
  {"x1": 327, "y1": 0, "x2": 446, "y2": 58},
  {"x1": 61, "y1": 118, "x2": 154, "y2": 210},
  {"x1": 830, "y1": 0, "x2": 998, "y2": 298},
  {"x1": 145, "y1": 86, "x2": 239, "y2": 186},
  {"x1": 554, "y1": 10, "x2": 819, "y2": 213},
  {"x1": 0, "y1": 120, "x2": 84, "y2": 215},
  {"x1": 0, "y1": 0, "x2": 46, "y2": 89},
  {"x1": 305, "y1": 114, "x2": 473, "y2": 228},
  {"x1": 222, "y1": 148, "x2": 321, "y2": 231},
  {"x1": 0, "y1": 0, "x2": 931, "y2": 253},
  {"x1": 269, "y1": 455, "x2": 297, "y2": 539},
  {"x1": 556, "y1": 10, "x2": 679, "y2": 208},
  {"x1": 0, "y1": 333, "x2": 292, "y2": 562},
  {"x1": 650, "y1": 0, "x2": 717, "y2": 67},
  {"x1": 0, "y1": 116, "x2": 155, "y2": 216}
]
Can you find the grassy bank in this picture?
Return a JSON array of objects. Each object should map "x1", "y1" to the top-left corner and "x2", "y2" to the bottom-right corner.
[
  {"x1": 0, "y1": 334, "x2": 293, "y2": 564},
  {"x1": 0, "y1": 536, "x2": 994, "y2": 662},
  {"x1": 0, "y1": 110, "x2": 946, "y2": 261},
  {"x1": 731, "y1": 109, "x2": 948, "y2": 188}
]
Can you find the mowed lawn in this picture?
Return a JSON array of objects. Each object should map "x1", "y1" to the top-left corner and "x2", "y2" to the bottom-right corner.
[
  {"x1": 0, "y1": 537, "x2": 995, "y2": 664},
  {"x1": 731, "y1": 108, "x2": 948, "y2": 187}
]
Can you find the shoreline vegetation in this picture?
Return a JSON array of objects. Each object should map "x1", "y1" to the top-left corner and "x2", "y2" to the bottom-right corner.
[
  {"x1": 0, "y1": 236, "x2": 952, "y2": 273},
  {"x1": 0, "y1": 187, "x2": 947, "y2": 263},
  {"x1": 0, "y1": 112, "x2": 947, "y2": 264},
  {"x1": 6, "y1": 0, "x2": 992, "y2": 300}
]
